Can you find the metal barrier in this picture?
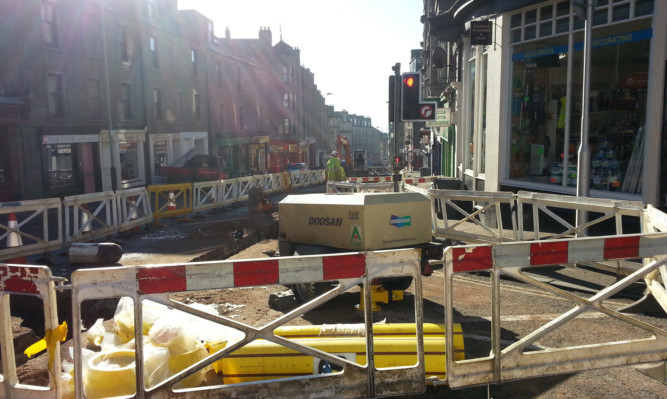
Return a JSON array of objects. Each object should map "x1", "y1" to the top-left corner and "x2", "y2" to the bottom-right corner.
[
  {"x1": 236, "y1": 177, "x2": 254, "y2": 202},
  {"x1": 218, "y1": 178, "x2": 238, "y2": 205},
  {"x1": 429, "y1": 190, "x2": 517, "y2": 244},
  {"x1": 0, "y1": 263, "x2": 62, "y2": 398},
  {"x1": 289, "y1": 171, "x2": 308, "y2": 188},
  {"x1": 516, "y1": 190, "x2": 646, "y2": 241},
  {"x1": 148, "y1": 184, "x2": 191, "y2": 224},
  {"x1": 327, "y1": 181, "x2": 394, "y2": 193},
  {"x1": 70, "y1": 249, "x2": 426, "y2": 398},
  {"x1": 443, "y1": 232, "x2": 667, "y2": 388},
  {"x1": 117, "y1": 187, "x2": 153, "y2": 232},
  {"x1": 192, "y1": 180, "x2": 222, "y2": 213},
  {"x1": 348, "y1": 176, "x2": 393, "y2": 183},
  {"x1": 0, "y1": 199, "x2": 63, "y2": 261},
  {"x1": 263, "y1": 173, "x2": 283, "y2": 194},
  {"x1": 64, "y1": 191, "x2": 118, "y2": 243},
  {"x1": 642, "y1": 205, "x2": 667, "y2": 313}
]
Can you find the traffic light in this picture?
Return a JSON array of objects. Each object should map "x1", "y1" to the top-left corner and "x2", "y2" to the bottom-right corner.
[
  {"x1": 401, "y1": 72, "x2": 436, "y2": 121},
  {"x1": 401, "y1": 73, "x2": 421, "y2": 120}
]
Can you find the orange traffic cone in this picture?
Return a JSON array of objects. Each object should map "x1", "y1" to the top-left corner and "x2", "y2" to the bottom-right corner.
[
  {"x1": 4, "y1": 212, "x2": 27, "y2": 264},
  {"x1": 167, "y1": 191, "x2": 177, "y2": 211}
]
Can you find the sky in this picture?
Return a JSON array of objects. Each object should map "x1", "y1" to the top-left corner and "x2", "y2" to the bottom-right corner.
[{"x1": 177, "y1": 0, "x2": 424, "y2": 132}]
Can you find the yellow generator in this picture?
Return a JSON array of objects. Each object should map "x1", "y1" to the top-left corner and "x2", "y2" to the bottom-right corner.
[{"x1": 278, "y1": 192, "x2": 442, "y2": 302}]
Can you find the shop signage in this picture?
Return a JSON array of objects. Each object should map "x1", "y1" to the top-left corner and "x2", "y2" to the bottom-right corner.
[
  {"x1": 470, "y1": 21, "x2": 492, "y2": 45},
  {"x1": 512, "y1": 29, "x2": 652, "y2": 61},
  {"x1": 42, "y1": 134, "x2": 99, "y2": 144},
  {"x1": 426, "y1": 108, "x2": 451, "y2": 128},
  {"x1": 620, "y1": 73, "x2": 648, "y2": 89}
]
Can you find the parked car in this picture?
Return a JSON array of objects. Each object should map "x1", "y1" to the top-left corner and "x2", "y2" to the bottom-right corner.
[{"x1": 285, "y1": 163, "x2": 309, "y2": 172}]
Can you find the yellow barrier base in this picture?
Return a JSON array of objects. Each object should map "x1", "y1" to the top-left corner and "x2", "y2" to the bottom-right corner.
[
  {"x1": 356, "y1": 285, "x2": 403, "y2": 311},
  {"x1": 208, "y1": 323, "x2": 464, "y2": 384}
]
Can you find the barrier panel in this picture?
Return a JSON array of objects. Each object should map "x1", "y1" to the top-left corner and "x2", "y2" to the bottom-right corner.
[
  {"x1": 429, "y1": 190, "x2": 517, "y2": 244},
  {"x1": 327, "y1": 181, "x2": 394, "y2": 194},
  {"x1": 192, "y1": 181, "x2": 222, "y2": 214},
  {"x1": 148, "y1": 184, "x2": 191, "y2": 224},
  {"x1": 0, "y1": 263, "x2": 62, "y2": 398},
  {"x1": 642, "y1": 205, "x2": 667, "y2": 313},
  {"x1": 289, "y1": 171, "x2": 307, "y2": 188},
  {"x1": 349, "y1": 176, "x2": 393, "y2": 183},
  {"x1": 64, "y1": 192, "x2": 118, "y2": 243},
  {"x1": 218, "y1": 178, "x2": 238, "y2": 205},
  {"x1": 263, "y1": 173, "x2": 283, "y2": 194},
  {"x1": 236, "y1": 177, "x2": 254, "y2": 202},
  {"x1": 70, "y1": 249, "x2": 429, "y2": 398},
  {"x1": 117, "y1": 187, "x2": 153, "y2": 232},
  {"x1": 515, "y1": 191, "x2": 646, "y2": 241},
  {"x1": 443, "y1": 233, "x2": 667, "y2": 388},
  {"x1": 0, "y1": 199, "x2": 63, "y2": 262}
]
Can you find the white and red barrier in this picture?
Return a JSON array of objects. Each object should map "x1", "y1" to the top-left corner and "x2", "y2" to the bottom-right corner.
[
  {"x1": 443, "y1": 232, "x2": 667, "y2": 388},
  {"x1": 0, "y1": 264, "x2": 62, "y2": 398}
]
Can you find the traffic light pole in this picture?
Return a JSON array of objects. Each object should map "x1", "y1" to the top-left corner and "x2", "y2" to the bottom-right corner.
[{"x1": 392, "y1": 63, "x2": 402, "y2": 192}]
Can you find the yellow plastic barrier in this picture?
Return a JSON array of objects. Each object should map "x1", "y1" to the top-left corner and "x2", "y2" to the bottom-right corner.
[
  {"x1": 209, "y1": 323, "x2": 464, "y2": 384},
  {"x1": 148, "y1": 183, "x2": 194, "y2": 226}
]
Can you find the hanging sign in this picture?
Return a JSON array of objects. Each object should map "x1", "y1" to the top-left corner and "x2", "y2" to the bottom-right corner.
[{"x1": 470, "y1": 21, "x2": 492, "y2": 45}]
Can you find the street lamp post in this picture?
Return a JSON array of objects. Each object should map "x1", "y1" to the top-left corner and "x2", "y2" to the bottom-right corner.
[{"x1": 574, "y1": 0, "x2": 594, "y2": 232}]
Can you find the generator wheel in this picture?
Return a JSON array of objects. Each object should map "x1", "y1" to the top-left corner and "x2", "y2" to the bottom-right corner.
[
  {"x1": 291, "y1": 282, "x2": 329, "y2": 303},
  {"x1": 290, "y1": 245, "x2": 335, "y2": 303}
]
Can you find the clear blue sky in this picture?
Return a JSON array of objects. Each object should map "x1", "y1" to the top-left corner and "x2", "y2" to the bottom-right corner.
[{"x1": 178, "y1": 0, "x2": 424, "y2": 132}]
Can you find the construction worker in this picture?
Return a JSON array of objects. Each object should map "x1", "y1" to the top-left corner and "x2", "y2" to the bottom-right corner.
[{"x1": 326, "y1": 151, "x2": 347, "y2": 181}]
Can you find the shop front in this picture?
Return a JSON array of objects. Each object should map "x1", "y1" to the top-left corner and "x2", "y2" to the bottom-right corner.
[
  {"x1": 500, "y1": 0, "x2": 665, "y2": 204},
  {"x1": 218, "y1": 136, "x2": 250, "y2": 177},
  {"x1": 250, "y1": 136, "x2": 270, "y2": 174},
  {"x1": 100, "y1": 130, "x2": 146, "y2": 191},
  {"x1": 41, "y1": 134, "x2": 99, "y2": 197},
  {"x1": 148, "y1": 132, "x2": 209, "y2": 183}
]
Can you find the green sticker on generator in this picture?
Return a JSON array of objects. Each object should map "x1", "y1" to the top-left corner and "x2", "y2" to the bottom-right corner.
[{"x1": 350, "y1": 225, "x2": 362, "y2": 248}]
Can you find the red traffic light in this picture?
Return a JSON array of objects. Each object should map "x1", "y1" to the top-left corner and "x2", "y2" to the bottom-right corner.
[{"x1": 404, "y1": 76, "x2": 415, "y2": 88}]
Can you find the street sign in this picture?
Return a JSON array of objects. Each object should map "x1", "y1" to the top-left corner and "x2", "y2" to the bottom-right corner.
[
  {"x1": 426, "y1": 108, "x2": 451, "y2": 127},
  {"x1": 420, "y1": 105, "x2": 434, "y2": 119}
]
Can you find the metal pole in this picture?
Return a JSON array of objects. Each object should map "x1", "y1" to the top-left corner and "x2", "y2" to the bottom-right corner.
[
  {"x1": 576, "y1": 1, "x2": 593, "y2": 230},
  {"x1": 392, "y1": 63, "x2": 401, "y2": 192},
  {"x1": 100, "y1": 0, "x2": 117, "y2": 191}
]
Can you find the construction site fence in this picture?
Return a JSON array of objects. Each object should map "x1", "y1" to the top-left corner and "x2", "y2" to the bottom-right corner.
[
  {"x1": 443, "y1": 232, "x2": 667, "y2": 388},
  {"x1": 3, "y1": 233, "x2": 667, "y2": 398},
  {"x1": 0, "y1": 171, "x2": 325, "y2": 262}
]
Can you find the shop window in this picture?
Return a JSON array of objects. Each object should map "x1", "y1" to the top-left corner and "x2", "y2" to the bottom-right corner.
[
  {"x1": 508, "y1": 21, "x2": 651, "y2": 194},
  {"x1": 153, "y1": 140, "x2": 167, "y2": 173},
  {"x1": 120, "y1": 142, "x2": 139, "y2": 182},
  {"x1": 47, "y1": 144, "x2": 74, "y2": 190}
]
